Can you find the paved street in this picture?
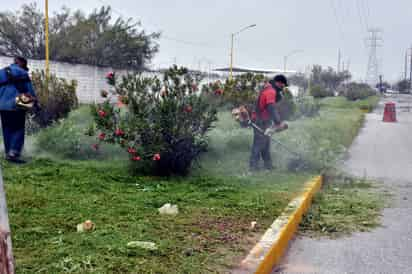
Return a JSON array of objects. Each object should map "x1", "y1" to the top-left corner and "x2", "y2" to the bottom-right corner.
[{"x1": 275, "y1": 94, "x2": 412, "y2": 274}]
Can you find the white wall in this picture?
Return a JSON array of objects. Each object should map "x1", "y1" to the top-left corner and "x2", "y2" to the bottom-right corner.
[{"x1": 0, "y1": 55, "x2": 161, "y2": 104}]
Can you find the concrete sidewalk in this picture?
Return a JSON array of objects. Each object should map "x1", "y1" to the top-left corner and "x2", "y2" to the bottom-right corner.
[{"x1": 275, "y1": 94, "x2": 412, "y2": 274}]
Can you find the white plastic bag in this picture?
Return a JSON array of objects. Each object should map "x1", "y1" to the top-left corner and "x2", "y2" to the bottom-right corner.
[{"x1": 158, "y1": 203, "x2": 179, "y2": 215}]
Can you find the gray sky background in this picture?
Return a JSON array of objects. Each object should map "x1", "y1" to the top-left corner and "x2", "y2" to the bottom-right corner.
[{"x1": 2, "y1": 0, "x2": 411, "y2": 82}]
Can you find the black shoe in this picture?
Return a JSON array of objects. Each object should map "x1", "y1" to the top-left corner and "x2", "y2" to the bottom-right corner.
[{"x1": 6, "y1": 156, "x2": 26, "y2": 164}]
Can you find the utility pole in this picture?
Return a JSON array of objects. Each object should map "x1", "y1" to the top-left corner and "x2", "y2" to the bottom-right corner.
[
  {"x1": 208, "y1": 61, "x2": 212, "y2": 82},
  {"x1": 404, "y1": 51, "x2": 408, "y2": 80},
  {"x1": 230, "y1": 33, "x2": 234, "y2": 81},
  {"x1": 346, "y1": 59, "x2": 351, "y2": 71},
  {"x1": 379, "y1": 75, "x2": 383, "y2": 93},
  {"x1": 337, "y1": 49, "x2": 341, "y2": 72},
  {"x1": 409, "y1": 46, "x2": 412, "y2": 93},
  {"x1": 229, "y1": 24, "x2": 256, "y2": 81},
  {"x1": 307, "y1": 65, "x2": 312, "y2": 94},
  {"x1": 45, "y1": 0, "x2": 50, "y2": 78},
  {"x1": 365, "y1": 28, "x2": 383, "y2": 86}
]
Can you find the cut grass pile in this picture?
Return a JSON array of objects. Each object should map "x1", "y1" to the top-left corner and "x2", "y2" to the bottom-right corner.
[
  {"x1": 299, "y1": 174, "x2": 387, "y2": 238},
  {"x1": 2, "y1": 96, "x2": 379, "y2": 273}
]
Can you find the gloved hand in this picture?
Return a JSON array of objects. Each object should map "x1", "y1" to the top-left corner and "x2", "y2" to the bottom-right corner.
[
  {"x1": 264, "y1": 127, "x2": 275, "y2": 136},
  {"x1": 264, "y1": 122, "x2": 288, "y2": 136}
]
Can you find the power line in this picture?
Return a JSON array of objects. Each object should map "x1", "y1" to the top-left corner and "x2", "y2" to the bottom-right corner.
[
  {"x1": 360, "y1": 0, "x2": 370, "y2": 30},
  {"x1": 364, "y1": 0, "x2": 371, "y2": 26},
  {"x1": 97, "y1": 0, "x2": 218, "y2": 48},
  {"x1": 329, "y1": 0, "x2": 346, "y2": 43},
  {"x1": 330, "y1": 0, "x2": 352, "y2": 73},
  {"x1": 355, "y1": 0, "x2": 367, "y2": 31},
  {"x1": 161, "y1": 35, "x2": 216, "y2": 48}
]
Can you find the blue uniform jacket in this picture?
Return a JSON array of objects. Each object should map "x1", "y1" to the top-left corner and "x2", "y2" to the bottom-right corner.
[{"x1": 0, "y1": 64, "x2": 36, "y2": 111}]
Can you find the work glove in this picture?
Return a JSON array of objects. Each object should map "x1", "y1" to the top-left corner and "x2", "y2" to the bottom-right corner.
[{"x1": 264, "y1": 122, "x2": 288, "y2": 136}]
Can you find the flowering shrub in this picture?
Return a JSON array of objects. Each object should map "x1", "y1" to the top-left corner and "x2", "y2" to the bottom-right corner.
[
  {"x1": 202, "y1": 73, "x2": 265, "y2": 108},
  {"x1": 200, "y1": 80, "x2": 226, "y2": 107},
  {"x1": 223, "y1": 73, "x2": 265, "y2": 107},
  {"x1": 31, "y1": 70, "x2": 78, "y2": 128},
  {"x1": 91, "y1": 66, "x2": 218, "y2": 176},
  {"x1": 203, "y1": 73, "x2": 298, "y2": 121}
]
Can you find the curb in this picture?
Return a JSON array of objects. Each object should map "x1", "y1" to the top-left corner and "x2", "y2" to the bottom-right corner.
[{"x1": 233, "y1": 176, "x2": 323, "y2": 274}]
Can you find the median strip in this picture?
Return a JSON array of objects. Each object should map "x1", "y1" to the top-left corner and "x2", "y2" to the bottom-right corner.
[{"x1": 233, "y1": 176, "x2": 323, "y2": 274}]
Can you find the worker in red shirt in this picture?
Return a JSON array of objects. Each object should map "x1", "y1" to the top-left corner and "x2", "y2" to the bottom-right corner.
[{"x1": 250, "y1": 75, "x2": 288, "y2": 171}]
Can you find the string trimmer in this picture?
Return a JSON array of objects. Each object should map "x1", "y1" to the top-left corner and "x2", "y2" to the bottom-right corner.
[{"x1": 232, "y1": 106, "x2": 312, "y2": 170}]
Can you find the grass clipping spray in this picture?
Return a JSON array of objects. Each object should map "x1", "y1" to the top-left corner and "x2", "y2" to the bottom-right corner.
[{"x1": 232, "y1": 106, "x2": 314, "y2": 171}]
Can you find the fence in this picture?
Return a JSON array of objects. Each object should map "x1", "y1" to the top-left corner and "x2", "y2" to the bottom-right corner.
[{"x1": 0, "y1": 56, "x2": 161, "y2": 104}]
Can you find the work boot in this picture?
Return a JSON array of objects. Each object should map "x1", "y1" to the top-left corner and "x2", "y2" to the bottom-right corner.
[{"x1": 6, "y1": 151, "x2": 26, "y2": 164}]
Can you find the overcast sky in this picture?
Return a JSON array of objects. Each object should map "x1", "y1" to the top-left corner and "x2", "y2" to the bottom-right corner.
[{"x1": 2, "y1": 0, "x2": 412, "y2": 81}]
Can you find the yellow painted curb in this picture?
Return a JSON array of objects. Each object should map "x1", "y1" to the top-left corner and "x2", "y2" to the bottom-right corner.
[{"x1": 233, "y1": 176, "x2": 323, "y2": 274}]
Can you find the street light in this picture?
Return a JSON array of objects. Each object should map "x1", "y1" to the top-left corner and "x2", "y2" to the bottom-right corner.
[
  {"x1": 229, "y1": 24, "x2": 257, "y2": 81},
  {"x1": 283, "y1": 50, "x2": 303, "y2": 73}
]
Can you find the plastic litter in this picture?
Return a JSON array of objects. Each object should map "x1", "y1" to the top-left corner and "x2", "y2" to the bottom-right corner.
[
  {"x1": 127, "y1": 241, "x2": 158, "y2": 251},
  {"x1": 158, "y1": 203, "x2": 179, "y2": 215},
  {"x1": 76, "y1": 220, "x2": 95, "y2": 232},
  {"x1": 250, "y1": 221, "x2": 257, "y2": 230}
]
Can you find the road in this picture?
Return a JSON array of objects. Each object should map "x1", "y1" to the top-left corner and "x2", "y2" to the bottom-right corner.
[{"x1": 274, "y1": 94, "x2": 412, "y2": 274}]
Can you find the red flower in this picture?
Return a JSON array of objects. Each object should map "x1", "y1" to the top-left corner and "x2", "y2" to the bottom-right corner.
[
  {"x1": 98, "y1": 110, "x2": 106, "y2": 117},
  {"x1": 106, "y1": 72, "x2": 114, "y2": 79},
  {"x1": 98, "y1": 133, "x2": 106, "y2": 140},
  {"x1": 132, "y1": 156, "x2": 141, "y2": 161},
  {"x1": 115, "y1": 128, "x2": 124, "y2": 136},
  {"x1": 91, "y1": 144, "x2": 99, "y2": 151},
  {"x1": 127, "y1": 147, "x2": 136, "y2": 154},
  {"x1": 184, "y1": 105, "x2": 193, "y2": 113},
  {"x1": 153, "y1": 153, "x2": 161, "y2": 161},
  {"x1": 192, "y1": 84, "x2": 198, "y2": 91},
  {"x1": 214, "y1": 89, "x2": 223, "y2": 95}
]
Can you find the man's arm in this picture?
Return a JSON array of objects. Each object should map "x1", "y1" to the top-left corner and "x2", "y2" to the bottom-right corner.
[{"x1": 266, "y1": 103, "x2": 281, "y2": 125}]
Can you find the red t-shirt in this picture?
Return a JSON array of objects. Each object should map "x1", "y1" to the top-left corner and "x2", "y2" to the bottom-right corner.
[{"x1": 257, "y1": 85, "x2": 277, "y2": 121}]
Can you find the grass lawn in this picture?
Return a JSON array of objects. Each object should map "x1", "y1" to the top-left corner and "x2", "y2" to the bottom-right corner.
[{"x1": 4, "y1": 96, "x2": 375, "y2": 273}]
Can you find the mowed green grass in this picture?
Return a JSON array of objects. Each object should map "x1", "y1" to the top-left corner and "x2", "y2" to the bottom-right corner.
[
  {"x1": 6, "y1": 160, "x2": 310, "y2": 273},
  {"x1": 4, "y1": 96, "x2": 375, "y2": 273}
]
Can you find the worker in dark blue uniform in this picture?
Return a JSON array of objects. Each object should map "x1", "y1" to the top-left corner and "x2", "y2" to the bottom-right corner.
[{"x1": 0, "y1": 57, "x2": 36, "y2": 163}]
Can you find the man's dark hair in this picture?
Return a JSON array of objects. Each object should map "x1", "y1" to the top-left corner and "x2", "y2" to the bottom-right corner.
[
  {"x1": 14, "y1": 56, "x2": 29, "y2": 71},
  {"x1": 272, "y1": 74, "x2": 288, "y2": 86}
]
